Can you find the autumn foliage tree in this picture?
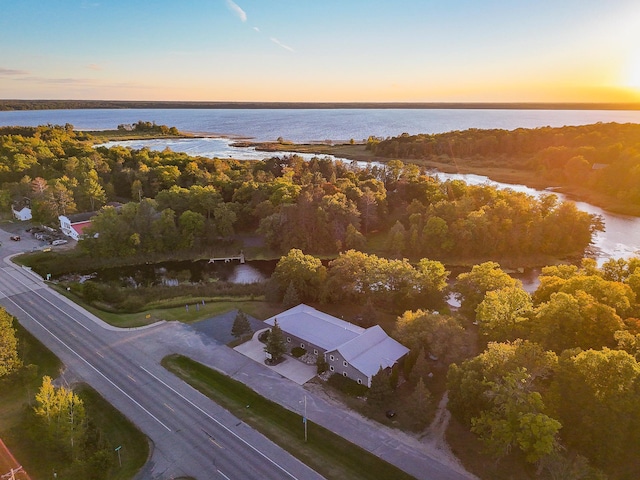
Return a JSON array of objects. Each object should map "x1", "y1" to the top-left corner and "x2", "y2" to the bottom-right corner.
[{"x1": 0, "y1": 307, "x2": 21, "y2": 378}]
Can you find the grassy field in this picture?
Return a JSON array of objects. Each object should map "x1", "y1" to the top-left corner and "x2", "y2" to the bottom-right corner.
[
  {"x1": 0, "y1": 322, "x2": 148, "y2": 480},
  {"x1": 50, "y1": 284, "x2": 282, "y2": 327},
  {"x1": 76, "y1": 386, "x2": 149, "y2": 480},
  {"x1": 163, "y1": 354, "x2": 416, "y2": 480}
]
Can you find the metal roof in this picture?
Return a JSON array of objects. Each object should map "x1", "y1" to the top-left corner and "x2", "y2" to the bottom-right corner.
[{"x1": 265, "y1": 304, "x2": 364, "y2": 351}]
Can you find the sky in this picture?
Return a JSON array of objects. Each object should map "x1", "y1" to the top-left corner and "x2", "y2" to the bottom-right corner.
[{"x1": 1, "y1": 0, "x2": 640, "y2": 103}]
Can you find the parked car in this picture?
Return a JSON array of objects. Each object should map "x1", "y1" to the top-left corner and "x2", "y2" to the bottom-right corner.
[
  {"x1": 10, "y1": 235, "x2": 20, "y2": 241},
  {"x1": 51, "y1": 239, "x2": 68, "y2": 246}
]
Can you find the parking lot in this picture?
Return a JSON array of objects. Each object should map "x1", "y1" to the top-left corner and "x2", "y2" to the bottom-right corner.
[{"x1": 0, "y1": 221, "x2": 72, "y2": 255}]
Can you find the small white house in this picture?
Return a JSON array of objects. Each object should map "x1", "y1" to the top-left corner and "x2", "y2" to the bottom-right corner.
[{"x1": 11, "y1": 200, "x2": 32, "y2": 221}]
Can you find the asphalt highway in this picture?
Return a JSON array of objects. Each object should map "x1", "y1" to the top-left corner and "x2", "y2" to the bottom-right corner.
[{"x1": 0, "y1": 258, "x2": 325, "y2": 480}]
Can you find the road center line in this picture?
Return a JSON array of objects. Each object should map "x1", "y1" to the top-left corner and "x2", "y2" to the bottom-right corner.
[
  {"x1": 5, "y1": 296, "x2": 172, "y2": 432},
  {"x1": 140, "y1": 365, "x2": 299, "y2": 480}
]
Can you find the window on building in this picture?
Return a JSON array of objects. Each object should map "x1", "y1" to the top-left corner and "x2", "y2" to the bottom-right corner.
[
  {"x1": 343, "y1": 361, "x2": 348, "y2": 367},
  {"x1": 300, "y1": 343, "x2": 305, "y2": 348},
  {"x1": 287, "y1": 337, "x2": 291, "y2": 342},
  {"x1": 342, "y1": 372, "x2": 347, "y2": 377},
  {"x1": 313, "y1": 349, "x2": 318, "y2": 355},
  {"x1": 357, "y1": 379, "x2": 362, "y2": 385},
  {"x1": 329, "y1": 366, "x2": 334, "y2": 372},
  {"x1": 329, "y1": 355, "x2": 334, "y2": 361}
]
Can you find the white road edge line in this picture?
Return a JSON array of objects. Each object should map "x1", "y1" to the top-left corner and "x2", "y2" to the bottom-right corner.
[
  {"x1": 4, "y1": 267, "x2": 91, "y2": 332},
  {"x1": 140, "y1": 366, "x2": 299, "y2": 480},
  {"x1": 217, "y1": 469, "x2": 231, "y2": 480},
  {"x1": 4, "y1": 296, "x2": 172, "y2": 432}
]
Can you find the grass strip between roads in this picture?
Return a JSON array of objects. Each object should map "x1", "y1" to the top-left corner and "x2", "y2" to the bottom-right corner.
[{"x1": 162, "y1": 354, "x2": 416, "y2": 480}]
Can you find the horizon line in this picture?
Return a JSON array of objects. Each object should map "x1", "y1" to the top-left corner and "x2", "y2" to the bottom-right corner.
[{"x1": 2, "y1": 99, "x2": 640, "y2": 111}]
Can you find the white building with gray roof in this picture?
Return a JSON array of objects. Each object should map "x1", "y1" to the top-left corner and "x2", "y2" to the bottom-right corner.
[{"x1": 265, "y1": 304, "x2": 409, "y2": 387}]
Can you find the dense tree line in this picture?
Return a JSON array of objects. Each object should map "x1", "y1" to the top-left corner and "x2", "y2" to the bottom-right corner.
[
  {"x1": 369, "y1": 122, "x2": 640, "y2": 210},
  {"x1": 1, "y1": 125, "x2": 602, "y2": 262},
  {"x1": 447, "y1": 258, "x2": 640, "y2": 477},
  {"x1": 270, "y1": 248, "x2": 449, "y2": 314}
]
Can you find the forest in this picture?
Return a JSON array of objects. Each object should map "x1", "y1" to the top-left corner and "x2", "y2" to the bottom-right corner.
[
  {"x1": 0, "y1": 124, "x2": 602, "y2": 265},
  {"x1": 368, "y1": 122, "x2": 640, "y2": 214},
  {"x1": 2, "y1": 123, "x2": 640, "y2": 479}
]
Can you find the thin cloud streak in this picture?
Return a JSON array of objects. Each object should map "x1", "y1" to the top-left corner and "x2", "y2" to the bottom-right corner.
[
  {"x1": 225, "y1": 0, "x2": 247, "y2": 22},
  {"x1": 0, "y1": 68, "x2": 29, "y2": 76},
  {"x1": 270, "y1": 37, "x2": 294, "y2": 52}
]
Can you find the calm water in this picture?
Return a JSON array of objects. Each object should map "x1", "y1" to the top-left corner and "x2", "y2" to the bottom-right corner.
[{"x1": 3, "y1": 108, "x2": 640, "y2": 142}]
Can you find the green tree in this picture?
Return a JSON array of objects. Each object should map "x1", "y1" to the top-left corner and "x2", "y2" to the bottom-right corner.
[
  {"x1": 344, "y1": 223, "x2": 366, "y2": 250},
  {"x1": 405, "y1": 377, "x2": 432, "y2": 429},
  {"x1": 394, "y1": 310, "x2": 466, "y2": 364},
  {"x1": 367, "y1": 367, "x2": 392, "y2": 408},
  {"x1": 282, "y1": 281, "x2": 301, "y2": 309},
  {"x1": 471, "y1": 369, "x2": 561, "y2": 463},
  {"x1": 414, "y1": 258, "x2": 449, "y2": 308},
  {"x1": 264, "y1": 319, "x2": 287, "y2": 362},
  {"x1": 476, "y1": 286, "x2": 533, "y2": 343},
  {"x1": 231, "y1": 310, "x2": 252, "y2": 339},
  {"x1": 272, "y1": 249, "x2": 327, "y2": 303},
  {"x1": 386, "y1": 220, "x2": 406, "y2": 256},
  {"x1": 178, "y1": 210, "x2": 205, "y2": 248},
  {"x1": 0, "y1": 308, "x2": 21, "y2": 378},
  {"x1": 531, "y1": 291, "x2": 624, "y2": 353},
  {"x1": 447, "y1": 340, "x2": 558, "y2": 425},
  {"x1": 408, "y1": 348, "x2": 431, "y2": 384},
  {"x1": 453, "y1": 262, "x2": 519, "y2": 318},
  {"x1": 556, "y1": 348, "x2": 640, "y2": 469}
]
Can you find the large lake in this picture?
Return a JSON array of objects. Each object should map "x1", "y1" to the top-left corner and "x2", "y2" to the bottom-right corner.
[{"x1": 2, "y1": 108, "x2": 640, "y2": 142}]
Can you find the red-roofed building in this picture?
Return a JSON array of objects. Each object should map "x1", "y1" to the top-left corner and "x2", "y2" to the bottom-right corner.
[{"x1": 59, "y1": 212, "x2": 95, "y2": 241}]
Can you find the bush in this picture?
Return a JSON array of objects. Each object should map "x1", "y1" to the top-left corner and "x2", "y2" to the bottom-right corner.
[
  {"x1": 291, "y1": 347, "x2": 306, "y2": 358},
  {"x1": 316, "y1": 356, "x2": 328, "y2": 374},
  {"x1": 327, "y1": 373, "x2": 368, "y2": 397},
  {"x1": 258, "y1": 329, "x2": 270, "y2": 343},
  {"x1": 120, "y1": 295, "x2": 145, "y2": 312}
]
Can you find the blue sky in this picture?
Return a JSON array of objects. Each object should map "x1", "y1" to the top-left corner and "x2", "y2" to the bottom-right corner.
[{"x1": 1, "y1": 0, "x2": 639, "y2": 102}]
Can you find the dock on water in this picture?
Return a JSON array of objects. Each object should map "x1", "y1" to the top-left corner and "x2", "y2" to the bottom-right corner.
[{"x1": 208, "y1": 252, "x2": 245, "y2": 264}]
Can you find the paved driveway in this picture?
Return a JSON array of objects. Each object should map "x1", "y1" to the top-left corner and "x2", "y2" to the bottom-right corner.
[{"x1": 234, "y1": 328, "x2": 317, "y2": 385}]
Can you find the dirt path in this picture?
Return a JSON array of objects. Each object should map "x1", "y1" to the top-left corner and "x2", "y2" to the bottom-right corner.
[{"x1": 421, "y1": 391, "x2": 476, "y2": 478}]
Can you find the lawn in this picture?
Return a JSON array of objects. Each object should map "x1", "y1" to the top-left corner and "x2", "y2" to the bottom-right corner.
[
  {"x1": 50, "y1": 284, "x2": 283, "y2": 327},
  {"x1": 163, "y1": 354, "x2": 416, "y2": 480}
]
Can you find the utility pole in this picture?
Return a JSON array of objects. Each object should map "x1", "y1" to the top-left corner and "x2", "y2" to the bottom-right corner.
[
  {"x1": 303, "y1": 395, "x2": 307, "y2": 442},
  {"x1": 1, "y1": 465, "x2": 24, "y2": 480}
]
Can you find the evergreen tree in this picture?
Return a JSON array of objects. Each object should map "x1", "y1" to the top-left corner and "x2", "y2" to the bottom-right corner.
[
  {"x1": 282, "y1": 281, "x2": 301, "y2": 308},
  {"x1": 231, "y1": 310, "x2": 252, "y2": 339},
  {"x1": 409, "y1": 348, "x2": 431, "y2": 385},
  {"x1": 407, "y1": 377, "x2": 432, "y2": 429},
  {"x1": 316, "y1": 355, "x2": 328, "y2": 374},
  {"x1": 264, "y1": 319, "x2": 287, "y2": 362},
  {"x1": 367, "y1": 367, "x2": 392, "y2": 408}
]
